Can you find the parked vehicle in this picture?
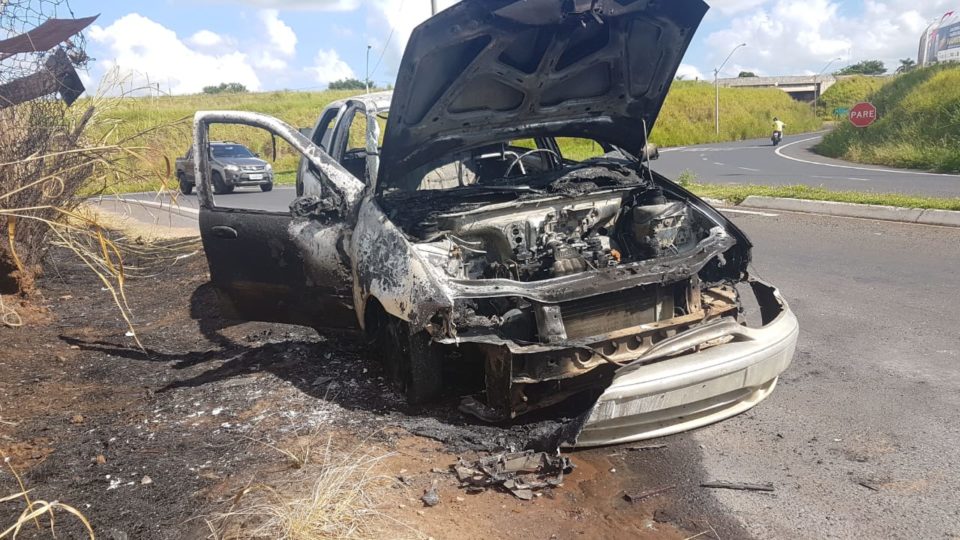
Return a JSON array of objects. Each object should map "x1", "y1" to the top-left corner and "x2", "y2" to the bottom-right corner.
[
  {"x1": 176, "y1": 141, "x2": 273, "y2": 195},
  {"x1": 194, "y1": 0, "x2": 798, "y2": 447}
]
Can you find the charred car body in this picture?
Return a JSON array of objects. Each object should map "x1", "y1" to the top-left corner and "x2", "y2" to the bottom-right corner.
[{"x1": 196, "y1": 0, "x2": 798, "y2": 447}]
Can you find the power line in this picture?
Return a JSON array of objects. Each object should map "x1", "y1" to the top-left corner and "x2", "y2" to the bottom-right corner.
[{"x1": 369, "y1": 0, "x2": 405, "y2": 79}]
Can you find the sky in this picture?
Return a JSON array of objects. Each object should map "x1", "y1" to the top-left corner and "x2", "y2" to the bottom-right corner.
[{"x1": 66, "y1": 0, "x2": 958, "y2": 95}]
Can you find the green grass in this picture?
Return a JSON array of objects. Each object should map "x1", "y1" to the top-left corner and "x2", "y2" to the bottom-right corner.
[
  {"x1": 687, "y1": 182, "x2": 960, "y2": 211},
  {"x1": 89, "y1": 82, "x2": 823, "y2": 193},
  {"x1": 817, "y1": 75, "x2": 887, "y2": 118},
  {"x1": 652, "y1": 81, "x2": 823, "y2": 146},
  {"x1": 815, "y1": 64, "x2": 960, "y2": 173}
]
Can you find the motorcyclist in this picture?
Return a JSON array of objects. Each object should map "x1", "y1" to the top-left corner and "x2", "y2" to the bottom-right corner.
[
  {"x1": 772, "y1": 117, "x2": 785, "y2": 137},
  {"x1": 771, "y1": 117, "x2": 785, "y2": 145}
]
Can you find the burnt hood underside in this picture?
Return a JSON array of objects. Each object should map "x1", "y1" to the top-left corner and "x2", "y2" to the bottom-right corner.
[{"x1": 379, "y1": 0, "x2": 708, "y2": 190}]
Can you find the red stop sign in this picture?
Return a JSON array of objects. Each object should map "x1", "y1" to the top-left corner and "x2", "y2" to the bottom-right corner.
[{"x1": 849, "y1": 102, "x2": 877, "y2": 128}]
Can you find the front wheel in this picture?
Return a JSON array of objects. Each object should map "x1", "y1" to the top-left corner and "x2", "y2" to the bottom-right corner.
[
  {"x1": 178, "y1": 173, "x2": 193, "y2": 195},
  {"x1": 378, "y1": 318, "x2": 443, "y2": 404},
  {"x1": 260, "y1": 182, "x2": 273, "y2": 192},
  {"x1": 212, "y1": 171, "x2": 233, "y2": 194}
]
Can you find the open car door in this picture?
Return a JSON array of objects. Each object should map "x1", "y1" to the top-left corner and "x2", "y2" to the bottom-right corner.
[{"x1": 194, "y1": 111, "x2": 366, "y2": 330}]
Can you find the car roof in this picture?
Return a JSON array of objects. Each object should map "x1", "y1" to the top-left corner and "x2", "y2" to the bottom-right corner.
[{"x1": 324, "y1": 90, "x2": 394, "y2": 112}]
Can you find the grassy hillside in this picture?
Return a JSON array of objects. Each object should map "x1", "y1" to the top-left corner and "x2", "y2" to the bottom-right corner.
[
  {"x1": 88, "y1": 82, "x2": 823, "y2": 192},
  {"x1": 653, "y1": 81, "x2": 822, "y2": 146},
  {"x1": 816, "y1": 64, "x2": 960, "y2": 173},
  {"x1": 86, "y1": 89, "x2": 361, "y2": 192},
  {"x1": 817, "y1": 75, "x2": 886, "y2": 118}
]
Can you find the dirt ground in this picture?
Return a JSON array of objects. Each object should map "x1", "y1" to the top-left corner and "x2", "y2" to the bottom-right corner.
[{"x1": 0, "y1": 234, "x2": 749, "y2": 539}]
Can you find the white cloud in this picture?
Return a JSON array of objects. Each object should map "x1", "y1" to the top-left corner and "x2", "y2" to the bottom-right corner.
[
  {"x1": 703, "y1": 0, "x2": 953, "y2": 77},
  {"x1": 310, "y1": 48, "x2": 355, "y2": 85},
  {"x1": 707, "y1": 0, "x2": 771, "y2": 15},
  {"x1": 208, "y1": 0, "x2": 360, "y2": 10},
  {"x1": 676, "y1": 63, "x2": 705, "y2": 80},
  {"x1": 259, "y1": 9, "x2": 297, "y2": 56},
  {"x1": 365, "y1": 0, "x2": 459, "y2": 83},
  {"x1": 188, "y1": 29, "x2": 223, "y2": 47},
  {"x1": 251, "y1": 9, "x2": 298, "y2": 71},
  {"x1": 88, "y1": 14, "x2": 261, "y2": 94}
]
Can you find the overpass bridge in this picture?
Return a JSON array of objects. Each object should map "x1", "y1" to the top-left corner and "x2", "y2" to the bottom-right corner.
[{"x1": 716, "y1": 75, "x2": 837, "y2": 102}]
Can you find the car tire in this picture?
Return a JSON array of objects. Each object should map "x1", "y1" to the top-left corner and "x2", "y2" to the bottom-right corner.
[
  {"x1": 379, "y1": 317, "x2": 443, "y2": 404},
  {"x1": 212, "y1": 171, "x2": 232, "y2": 194},
  {"x1": 177, "y1": 173, "x2": 193, "y2": 195},
  {"x1": 260, "y1": 182, "x2": 273, "y2": 192}
]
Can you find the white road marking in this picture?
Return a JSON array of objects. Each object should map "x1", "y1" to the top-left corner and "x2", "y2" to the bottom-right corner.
[
  {"x1": 738, "y1": 166, "x2": 760, "y2": 172},
  {"x1": 720, "y1": 208, "x2": 779, "y2": 217},
  {"x1": 713, "y1": 162, "x2": 725, "y2": 166},
  {"x1": 813, "y1": 174, "x2": 867, "y2": 182},
  {"x1": 775, "y1": 136, "x2": 960, "y2": 178},
  {"x1": 102, "y1": 197, "x2": 200, "y2": 216}
]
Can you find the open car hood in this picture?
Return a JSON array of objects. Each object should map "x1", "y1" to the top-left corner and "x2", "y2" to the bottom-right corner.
[{"x1": 378, "y1": 0, "x2": 708, "y2": 191}]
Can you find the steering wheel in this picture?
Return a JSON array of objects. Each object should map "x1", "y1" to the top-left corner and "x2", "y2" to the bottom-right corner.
[{"x1": 504, "y1": 148, "x2": 560, "y2": 177}]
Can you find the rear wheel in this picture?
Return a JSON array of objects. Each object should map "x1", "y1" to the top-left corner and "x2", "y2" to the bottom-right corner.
[
  {"x1": 177, "y1": 173, "x2": 193, "y2": 195},
  {"x1": 376, "y1": 316, "x2": 443, "y2": 404},
  {"x1": 260, "y1": 182, "x2": 273, "y2": 192}
]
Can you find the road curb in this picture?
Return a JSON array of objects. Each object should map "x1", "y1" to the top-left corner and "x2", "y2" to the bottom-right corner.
[{"x1": 738, "y1": 196, "x2": 960, "y2": 227}]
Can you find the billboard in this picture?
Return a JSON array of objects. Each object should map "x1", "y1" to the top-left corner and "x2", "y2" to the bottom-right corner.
[{"x1": 919, "y1": 10, "x2": 960, "y2": 66}]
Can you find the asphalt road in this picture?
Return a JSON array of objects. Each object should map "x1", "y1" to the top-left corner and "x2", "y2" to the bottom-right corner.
[
  {"x1": 656, "y1": 133, "x2": 960, "y2": 198},
  {"x1": 680, "y1": 211, "x2": 960, "y2": 538}
]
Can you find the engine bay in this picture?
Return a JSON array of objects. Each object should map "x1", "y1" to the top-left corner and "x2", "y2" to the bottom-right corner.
[{"x1": 381, "y1": 164, "x2": 715, "y2": 284}]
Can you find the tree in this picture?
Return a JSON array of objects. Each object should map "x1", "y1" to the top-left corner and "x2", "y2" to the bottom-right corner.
[
  {"x1": 738, "y1": 71, "x2": 757, "y2": 77},
  {"x1": 896, "y1": 58, "x2": 916, "y2": 74},
  {"x1": 202, "y1": 82, "x2": 248, "y2": 94},
  {"x1": 328, "y1": 78, "x2": 373, "y2": 90},
  {"x1": 835, "y1": 60, "x2": 886, "y2": 76}
]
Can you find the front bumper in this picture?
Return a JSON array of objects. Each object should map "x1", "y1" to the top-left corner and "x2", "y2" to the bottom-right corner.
[
  {"x1": 226, "y1": 171, "x2": 273, "y2": 186},
  {"x1": 571, "y1": 282, "x2": 798, "y2": 447}
]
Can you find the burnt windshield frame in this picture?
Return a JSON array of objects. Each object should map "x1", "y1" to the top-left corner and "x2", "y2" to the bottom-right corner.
[{"x1": 379, "y1": 135, "x2": 641, "y2": 195}]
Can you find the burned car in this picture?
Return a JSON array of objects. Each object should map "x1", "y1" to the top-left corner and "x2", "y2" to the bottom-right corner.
[{"x1": 195, "y1": 0, "x2": 798, "y2": 447}]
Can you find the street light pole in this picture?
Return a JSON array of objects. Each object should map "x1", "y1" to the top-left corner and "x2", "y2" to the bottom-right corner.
[
  {"x1": 714, "y1": 42, "x2": 746, "y2": 135},
  {"x1": 431, "y1": 0, "x2": 437, "y2": 15},
  {"x1": 365, "y1": 44, "x2": 372, "y2": 94},
  {"x1": 813, "y1": 57, "x2": 842, "y2": 117}
]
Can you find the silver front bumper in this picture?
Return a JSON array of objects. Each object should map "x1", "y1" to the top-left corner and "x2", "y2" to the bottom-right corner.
[{"x1": 571, "y1": 284, "x2": 799, "y2": 447}]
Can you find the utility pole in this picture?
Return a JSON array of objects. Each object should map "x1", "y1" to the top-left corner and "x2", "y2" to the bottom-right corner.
[
  {"x1": 814, "y1": 57, "x2": 841, "y2": 117},
  {"x1": 714, "y1": 42, "x2": 746, "y2": 135},
  {"x1": 365, "y1": 44, "x2": 371, "y2": 94}
]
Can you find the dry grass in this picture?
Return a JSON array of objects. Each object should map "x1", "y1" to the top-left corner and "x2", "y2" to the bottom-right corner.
[
  {"x1": 1, "y1": 71, "x2": 188, "y2": 341},
  {"x1": 1, "y1": 451, "x2": 94, "y2": 539},
  {"x1": 206, "y1": 437, "x2": 403, "y2": 540}
]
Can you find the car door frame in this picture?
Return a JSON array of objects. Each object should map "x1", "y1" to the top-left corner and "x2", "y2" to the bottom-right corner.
[
  {"x1": 194, "y1": 111, "x2": 366, "y2": 330},
  {"x1": 296, "y1": 102, "x2": 347, "y2": 197}
]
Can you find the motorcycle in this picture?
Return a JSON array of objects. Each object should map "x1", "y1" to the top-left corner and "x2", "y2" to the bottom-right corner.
[{"x1": 771, "y1": 130, "x2": 783, "y2": 146}]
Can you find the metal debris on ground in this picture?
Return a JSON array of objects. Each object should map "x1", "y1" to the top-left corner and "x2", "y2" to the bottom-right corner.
[
  {"x1": 421, "y1": 486, "x2": 440, "y2": 507},
  {"x1": 626, "y1": 443, "x2": 667, "y2": 451},
  {"x1": 453, "y1": 450, "x2": 574, "y2": 500},
  {"x1": 622, "y1": 484, "x2": 675, "y2": 503},
  {"x1": 700, "y1": 481, "x2": 774, "y2": 492}
]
